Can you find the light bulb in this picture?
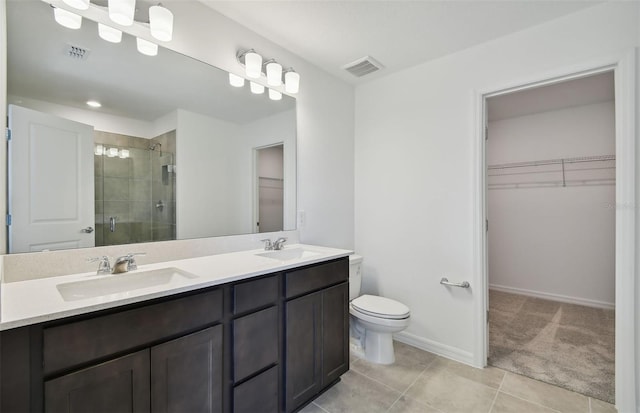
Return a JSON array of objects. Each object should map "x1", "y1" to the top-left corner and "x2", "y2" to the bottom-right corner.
[
  {"x1": 268, "y1": 89, "x2": 282, "y2": 101},
  {"x1": 266, "y1": 61, "x2": 282, "y2": 86},
  {"x1": 98, "y1": 23, "x2": 122, "y2": 43},
  {"x1": 149, "y1": 5, "x2": 173, "y2": 42},
  {"x1": 250, "y1": 82, "x2": 265, "y2": 94},
  {"x1": 62, "y1": 0, "x2": 89, "y2": 10},
  {"x1": 54, "y1": 7, "x2": 82, "y2": 30},
  {"x1": 119, "y1": 149, "x2": 130, "y2": 159},
  {"x1": 245, "y1": 51, "x2": 262, "y2": 79},
  {"x1": 107, "y1": 147, "x2": 119, "y2": 158},
  {"x1": 109, "y1": 0, "x2": 135, "y2": 26},
  {"x1": 137, "y1": 38, "x2": 158, "y2": 56},
  {"x1": 285, "y1": 70, "x2": 300, "y2": 94},
  {"x1": 94, "y1": 145, "x2": 104, "y2": 156},
  {"x1": 229, "y1": 73, "x2": 245, "y2": 88}
]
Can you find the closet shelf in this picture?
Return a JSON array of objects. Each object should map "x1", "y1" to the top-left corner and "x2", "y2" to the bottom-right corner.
[{"x1": 488, "y1": 154, "x2": 615, "y2": 189}]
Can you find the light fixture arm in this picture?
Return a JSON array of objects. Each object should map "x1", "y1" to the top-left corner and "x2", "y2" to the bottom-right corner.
[{"x1": 236, "y1": 49, "x2": 256, "y2": 66}]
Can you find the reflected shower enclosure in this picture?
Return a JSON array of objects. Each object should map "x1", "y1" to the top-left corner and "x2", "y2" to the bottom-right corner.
[{"x1": 94, "y1": 131, "x2": 176, "y2": 246}]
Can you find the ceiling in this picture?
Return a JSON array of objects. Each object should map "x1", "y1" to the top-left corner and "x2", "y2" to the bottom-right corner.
[
  {"x1": 200, "y1": 0, "x2": 603, "y2": 85},
  {"x1": 487, "y1": 71, "x2": 614, "y2": 121}
]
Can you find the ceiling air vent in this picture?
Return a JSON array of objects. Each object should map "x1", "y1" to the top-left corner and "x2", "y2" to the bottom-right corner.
[
  {"x1": 342, "y1": 56, "x2": 384, "y2": 78},
  {"x1": 65, "y1": 44, "x2": 90, "y2": 60}
]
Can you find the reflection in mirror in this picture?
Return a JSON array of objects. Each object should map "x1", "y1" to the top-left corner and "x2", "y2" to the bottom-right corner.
[{"x1": 6, "y1": 1, "x2": 296, "y2": 253}]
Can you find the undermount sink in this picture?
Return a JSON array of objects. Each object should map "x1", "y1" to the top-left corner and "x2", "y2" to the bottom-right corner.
[
  {"x1": 256, "y1": 247, "x2": 321, "y2": 261},
  {"x1": 56, "y1": 267, "x2": 198, "y2": 302}
]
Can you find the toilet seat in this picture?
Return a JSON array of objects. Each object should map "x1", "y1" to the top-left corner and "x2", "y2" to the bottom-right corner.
[{"x1": 351, "y1": 295, "x2": 410, "y2": 320}]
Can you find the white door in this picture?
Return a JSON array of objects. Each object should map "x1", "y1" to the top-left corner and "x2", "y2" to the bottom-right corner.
[{"x1": 8, "y1": 105, "x2": 95, "y2": 253}]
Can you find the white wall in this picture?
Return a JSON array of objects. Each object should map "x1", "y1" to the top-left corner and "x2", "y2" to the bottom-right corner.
[
  {"x1": 236, "y1": 110, "x2": 297, "y2": 233},
  {"x1": 176, "y1": 109, "x2": 239, "y2": 238},
  {"x1": 487, "y1": 102, "x2": 615, "y2": 308},
  {"x1": 355, "y1": 0, "x2": 638, "y2": 370}
]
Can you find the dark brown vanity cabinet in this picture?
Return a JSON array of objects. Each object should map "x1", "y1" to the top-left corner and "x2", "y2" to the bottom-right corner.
[
  {"x1": 44, "y1": 326, "x2": 224, "y2": 413},
  {"x1": 284, "y1": 260, "x2": 350, "y2": 413},
  {"x1": 0, "y1": 257, "x2": 349, "y2": 413}
]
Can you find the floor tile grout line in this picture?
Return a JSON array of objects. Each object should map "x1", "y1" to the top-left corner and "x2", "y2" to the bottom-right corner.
[
  {"x1": 311, "y1": 401, "x2": 331, "y2": 413},
  {"x1": 348, "y1": 367, "x2": 404, "y2": 395},
  {"x1": 486, "y1": 370, "x2": 507, "y2": 413},
  {"x1": 497, "y1": 376, "x2": 566, "y2": 413},
  {"x1": 385, "y1": 361, "x2": 445, "y2": 413},
  {"x1": 385, "y1": 365, "x2": 427, "y2": 412}
]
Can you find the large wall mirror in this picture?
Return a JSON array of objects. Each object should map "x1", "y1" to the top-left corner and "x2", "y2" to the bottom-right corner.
[{"x1": 6, "y1": 1, "x2": 296, "y2": 253}]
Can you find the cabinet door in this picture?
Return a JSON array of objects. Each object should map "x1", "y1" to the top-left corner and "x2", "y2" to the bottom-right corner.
[
  {"x1": 151, "y1": 325, "x2": 223, "y2": 413},
  {"x1": 321, "y1": 282, "x2": 349, "y2": 386},
  {"x1": 45, "y1": 349, "x2": 150, "y2": 413},
  {"x1": 285, "y1": 292, "x2": 322, "y2": 413}
]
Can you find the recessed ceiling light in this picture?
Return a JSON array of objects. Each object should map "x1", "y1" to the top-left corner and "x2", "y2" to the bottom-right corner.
[{"x1": 86, "y1": 100, "x2": 102, "y2": 108}]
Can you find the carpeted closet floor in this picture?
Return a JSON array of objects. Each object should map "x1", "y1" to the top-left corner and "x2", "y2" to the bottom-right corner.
[{"x1": 488, "y1": 290, "x2": 615, "y2": 404}]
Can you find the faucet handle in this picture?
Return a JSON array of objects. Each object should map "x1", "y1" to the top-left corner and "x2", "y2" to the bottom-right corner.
[
  {"x1": 260, "y1": 239, "x2": 274, "y2": 250},
  {"x1": 87, "y1": 256, "x2": 111, "y2": 274},
  {"x1": 126, "y1": 252, "x2": 146, "y2": 271}
]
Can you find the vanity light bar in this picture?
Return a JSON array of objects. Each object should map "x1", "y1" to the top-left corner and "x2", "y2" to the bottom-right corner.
[
  {"x1": 235, "y1": 48, "x2": 300, "y2": 96},
  {"x1": 49, "y1": 0, "x2": 172, "y2": 57}
]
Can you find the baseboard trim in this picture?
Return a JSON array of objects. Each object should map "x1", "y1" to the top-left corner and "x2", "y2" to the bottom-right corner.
[
  {"x1": 393, "y1": 331, "x2": 477, "y2": 367},
  {"x1": 489, "y1": 284, "x2": 615, "y2": 310}
]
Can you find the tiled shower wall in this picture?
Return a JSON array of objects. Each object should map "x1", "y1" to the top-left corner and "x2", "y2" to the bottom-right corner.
[
  {"x1": 94, "y1": 131, "x2": 176, "y2": 247},
  {"x1": 150, "y1": 131, "x2": 177, "y2": 242}
]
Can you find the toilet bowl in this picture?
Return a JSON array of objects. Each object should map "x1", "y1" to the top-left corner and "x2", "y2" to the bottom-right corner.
[{"x1": 349, "y1": 255, "x2": 410, "y2": 365}]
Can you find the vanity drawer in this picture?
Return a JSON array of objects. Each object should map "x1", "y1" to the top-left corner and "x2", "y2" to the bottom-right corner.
[
  {"x1": 233, "y1": 365, "x2": 279, "y2": 413},
  {"x1": 233, "y1": 306, "x2": 279, "y2": 383},
  {"x1": 233, "y1": 275, "x2": 278, "y2": 315},
  {"x1": 285, "y1": 258, "x2": 348, "y2": 299},
  {"x1": 43, "y1": 288, "x2": 223, "y2": 375}
]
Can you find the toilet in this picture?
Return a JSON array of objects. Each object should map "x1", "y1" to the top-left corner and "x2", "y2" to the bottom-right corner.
[{"x1": 349, "y1": 254, "x2": 410, "y2": 365}]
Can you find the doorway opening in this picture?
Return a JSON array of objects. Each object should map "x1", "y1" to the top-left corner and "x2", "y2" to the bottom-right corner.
[
  {"x1": 254, "y1": 143, "x2": 284, "y2": 233},
  {"x1": 485, "y1": 71, "x2": 615, "y2": 403}
]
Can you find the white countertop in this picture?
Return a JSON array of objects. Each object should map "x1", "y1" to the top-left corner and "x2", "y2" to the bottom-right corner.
[{"x1": 0, "y1": 244, "x2": 352, "y2": 331}]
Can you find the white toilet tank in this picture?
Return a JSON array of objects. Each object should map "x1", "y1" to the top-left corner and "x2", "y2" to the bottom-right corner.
[{"x1": 348, "y1": 255, "x2": 363, "y2": 301}]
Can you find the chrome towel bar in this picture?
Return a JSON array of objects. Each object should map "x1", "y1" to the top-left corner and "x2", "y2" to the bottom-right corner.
[{"x1": 440, "y1": 277, "x2": 470, "y2": 288}]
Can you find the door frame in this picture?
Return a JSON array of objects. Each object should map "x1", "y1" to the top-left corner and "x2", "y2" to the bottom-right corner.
[{"x1": 472, "y1": 50, "x2": 636, "y2": 411}]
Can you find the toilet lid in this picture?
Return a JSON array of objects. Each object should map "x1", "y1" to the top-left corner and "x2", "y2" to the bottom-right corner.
[{"x1": 351, "y1": 295, "x2": 410, "y2": 320}]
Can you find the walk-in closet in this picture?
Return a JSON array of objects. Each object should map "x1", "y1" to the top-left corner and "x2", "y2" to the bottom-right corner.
[{"x1": 486, "y1": 71, "x2": 616, "y2": 404}]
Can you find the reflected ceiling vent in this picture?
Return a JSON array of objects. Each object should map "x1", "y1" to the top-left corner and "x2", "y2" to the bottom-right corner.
[
  {"x1": 65, "y1": 44, "x2": 90, "y2": 60},
  {"x1": 342, "y1": 56, "x2": 384, "y2": 78}
]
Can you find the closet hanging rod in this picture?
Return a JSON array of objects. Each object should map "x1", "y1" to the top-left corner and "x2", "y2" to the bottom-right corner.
[{"x1": 488, "y1": 155, "x2": 615, "y2": 170}]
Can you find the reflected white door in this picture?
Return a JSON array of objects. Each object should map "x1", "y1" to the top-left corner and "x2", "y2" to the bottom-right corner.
[{"x1": 8, "y1": 105, "x2": 95, "y2": 253}]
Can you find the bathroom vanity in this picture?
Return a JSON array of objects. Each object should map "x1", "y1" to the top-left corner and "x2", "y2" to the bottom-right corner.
[{"x1": 0, "y1": 245, "x2": 350, "y2": 413}]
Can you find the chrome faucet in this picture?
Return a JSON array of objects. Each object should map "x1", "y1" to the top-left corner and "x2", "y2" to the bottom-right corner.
[
  {"x1": 112, "y1": 253, "x2": 146, "y2": 274},
  {"x1": 273, "y1": 237, "x2": 287, "y2": 250},
  {"x1": 261, "y1": 237, "x2": 287, "y2": 251}
]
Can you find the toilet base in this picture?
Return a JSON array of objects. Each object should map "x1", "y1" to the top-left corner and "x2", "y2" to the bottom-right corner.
[{"x1": 364, "y1": 331, "x2": 396, "y2": 365}]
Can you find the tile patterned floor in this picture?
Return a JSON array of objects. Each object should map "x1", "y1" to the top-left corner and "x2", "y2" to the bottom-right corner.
[{"x1": 300, "y1": 341, "x2": 617, "y2": 413}]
